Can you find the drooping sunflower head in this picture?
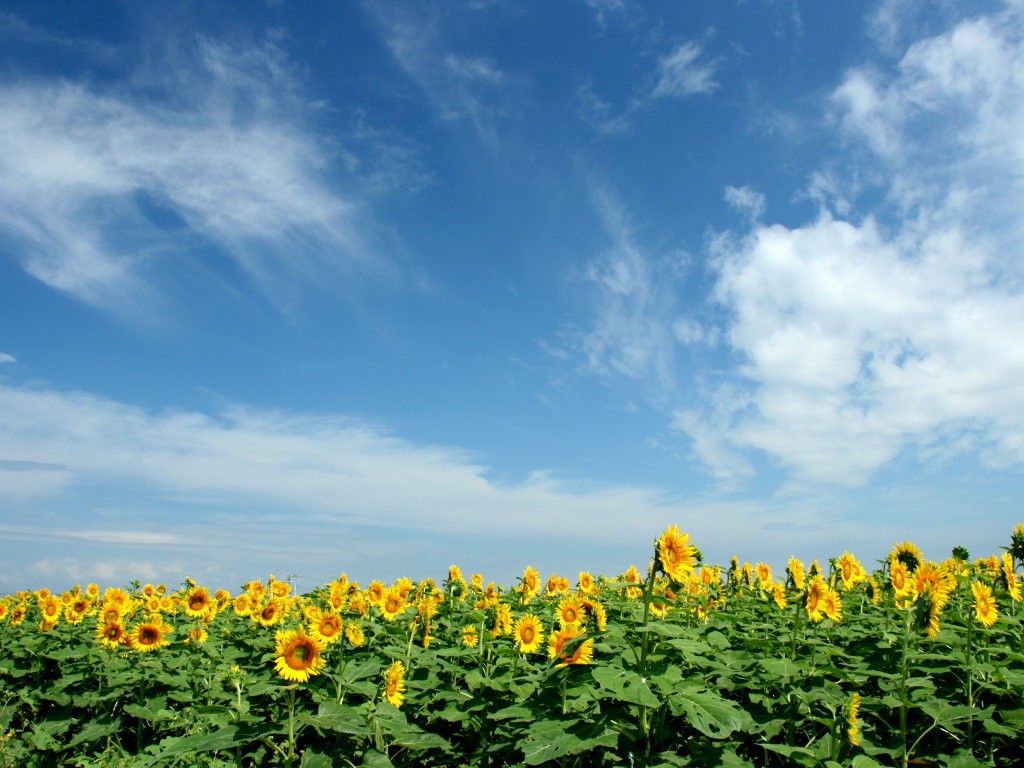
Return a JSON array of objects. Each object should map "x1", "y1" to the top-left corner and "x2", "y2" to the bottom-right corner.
[
  {"x1": 344, "y1": 621, "x2": 365, "y2": 647},
  {"x1": 383, "y1": 660, "x2": 406, "y2": 707},
  {"x1": 274, "y1": 629, "x2": 326, "y2": 683},
  {"x1": 772, "y1": 581, "x2": 787, "y2": 610},
  {"x1": 787, "y1": 557, "x2": 807, "y2": 591},
  {"x1": 547, "y1": 626, "x2": 594, "y2": 667},
  {"x1": 890, "y1": 541, "x2": 923, "y2": 572},
  {"x1": 1010, "y1": 523, "x2": 1024, "y2": 561}
]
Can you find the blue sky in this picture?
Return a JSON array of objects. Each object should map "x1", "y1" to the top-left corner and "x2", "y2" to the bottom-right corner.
[{"x1": 1, "y1": 0, "x2": 1022, "y2": 594}]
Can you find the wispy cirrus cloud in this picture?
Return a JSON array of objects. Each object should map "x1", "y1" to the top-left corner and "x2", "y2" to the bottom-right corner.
[
  {"x1": 578, "y1": 39, "x2": 719, "y2": 134},
  {"x1": 0, "y1": 32, "x2": 397, "y2": 314}
]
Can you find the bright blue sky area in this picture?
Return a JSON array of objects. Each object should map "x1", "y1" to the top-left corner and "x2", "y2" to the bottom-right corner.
[{"x1": 1, "y1": 0, "x2": 1022, "y2": 593}]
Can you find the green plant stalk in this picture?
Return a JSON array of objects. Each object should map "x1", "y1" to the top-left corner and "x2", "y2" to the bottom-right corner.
[
  {"x1": 637, "y1": 561, "x2": 658, "y2": 742},
  {"x1": 899, "y1": 603, "x2": 914, "y2": 766},
  {"x1": 966, "y1": 614, "x2": 974, "y2": 755}
]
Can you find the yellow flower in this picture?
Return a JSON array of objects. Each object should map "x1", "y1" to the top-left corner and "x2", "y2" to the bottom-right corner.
[
  {"x1": 462, "y1": 623, "x2": 479, "y2": 648},
  {"x1": 806, "y1": 577, "x2": 826, "y2": 623},
  {"x1": 520, "y1": 566, "x2": 541, "y2": 601},
  {"x1": 847, "y1": 692, "x2": 862, "y2": 746},
  {"x1": 184, "y1": 586, "x2": 214, "y2": 618},
  {"x1": 972, "y1": 581, "x2": 998, "y2": 628},
  {"x1": 97, "y1": 621, "x2": 128, "y2": 650},
  {"x1": 658, "y1": 525, "x2": 697, "y2": 583},
  {"x1": 821, "y1": 585, "x2": 843, "y2": 623},
  {"x1": 772, "y1": 581, "x2": 787, "y2": 610},
  {"x1": 514, "y1": 614, "x2": 545, "y2": 654},
  {"x1": 755, "y1": 563, "x2": 773, "y2": 591},
  {"x1": 383, "y1": 661, "x2": 406, "y2": 707},
  {"x1": 256, "y1": 597, "x2": 289, "y2": 627},
  {"x1": 890, "y1": 541, "x2": 923, "y2": 572},
  {"x1": 547, "y1": 626, "x2": 594, "y2": 666},
  {"x1": 274, "y1": 629, "x2": 326, "y2": 683},
  {"x1": 838, "y1": 552, "x2": 866, "y2": 591},
  {"x1": 578, "y1": 571, "x2": 598, "y2": 595},
  {"x1": 380, "y1": 588, "x2": 407, "y2": 622},
  {"x1": 186, "y1": 626, "x2": 209, "y2": 644},
  {"x1": 310, "y1": 610, "x2": 344, "y2": 645},
  {"x1": 130, "y1": 621, "x2": 171, "y2": 652},
  {"x1": 344, "y1": 621, "x2": 365, "y2": 647},
  {"x1": 556, "y1": 595, "x2": 585, "y2": 629}
]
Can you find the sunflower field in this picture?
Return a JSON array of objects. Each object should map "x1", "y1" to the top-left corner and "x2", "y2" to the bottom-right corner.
[{"x1": 1, "y1": 525, "x2": 1023, "y2": 768}]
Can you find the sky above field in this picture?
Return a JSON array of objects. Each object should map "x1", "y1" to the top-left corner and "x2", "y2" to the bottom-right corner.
[{"x1": 1, "y1": 0, "x2": 1023, "y2": 594}]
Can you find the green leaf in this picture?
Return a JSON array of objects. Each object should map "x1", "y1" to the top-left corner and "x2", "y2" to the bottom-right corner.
[
  {"x1": 304, "y1": 701, "x2": 370, "y2": 737},
  {"x1": 673, "y1": 687, "x2": 749, "y2": 739},
  {"x1": 301, "y1": 750, "x2": 337, "y2": 768},
  {"x1": 361, "y1": 749, "x2": 395, "y2": 767},
  {"x1": 67, "y1": 718, "x2": 121, "y2": 748},
  {"x1": 520, "y1": 718, "x2": 618, "y2": 766},
  {"x1": 157, "y1": 725, "x2": 243, "y2": 757},
  {"x1": 591, "y1": 666, "x2": 661, "y2": 707}
]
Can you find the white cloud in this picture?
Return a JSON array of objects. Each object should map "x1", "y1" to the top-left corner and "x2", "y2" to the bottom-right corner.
[
  {"x1": 650, "y1": 42, "x2": 718, "y2": 100},
  {"x1": 0, "y1": 353, "x2": 15, "y2": 364},
  {"x1": 724, "y1": 185, "x2": 766, "y2": 223},
  {"x1": 0, "y1": 36, "x2": 386, "y2": 312},
  {"x1": 669, "y1": 4, "x2": 1024, "y2": 487},
  {"x1": 574, "y1": 186, "x2": 685, "y2": 392}
]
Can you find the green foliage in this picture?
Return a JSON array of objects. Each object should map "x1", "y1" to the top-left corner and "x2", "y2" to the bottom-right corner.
[{"x1": 1, "y1": 531, "x2": 1023, "y2": 767}]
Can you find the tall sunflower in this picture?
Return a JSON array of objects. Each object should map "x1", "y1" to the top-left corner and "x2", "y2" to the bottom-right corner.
[
  {"x1": 274, "y1": 628, "x2": 326, "y2": 683},
  {"x1": 185, "y1": 586, "x2": 213, "y2": 618},
  {"x1": 806, "y1": 577, "x2": 826, "y2": 623},
  {"x1": 380, "y1": 587, "x2": 407, "y2": 622},
  {"x1": 657, "y1": 525, "x2": 697, "y2": 583},
  {"x1": 972, "y1": 581, "x2": 998, "y2": 628},
  {"x1": 309, "y1": 610, "x2": 344, "y2": 645},
  {"x1": 383, "y1": 661, "x2": 406, "y2": 707},
  {"x1": 821, "y1": 585, "x2": 843, "y2": 623},
  {"x1": 520, "y1": 566, "x2": 541, "y2": 601},
  {"x1": 514, "y1": 614, "x2": 545, "y2": 654},
  {"x1": 556, "y1": 595, "x2": 585, "y2": 629}
]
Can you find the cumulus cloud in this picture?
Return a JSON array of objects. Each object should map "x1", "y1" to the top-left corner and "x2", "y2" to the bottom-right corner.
[
  {"x1": 0, "y1": 35, "x2": 387, "y2": 313},
  {"x1": 674, "y1": 4, "x2": 1024, "y2": 486},
  {"x1": 0, "y1": 353, "x2": 15, "y2": 364}
]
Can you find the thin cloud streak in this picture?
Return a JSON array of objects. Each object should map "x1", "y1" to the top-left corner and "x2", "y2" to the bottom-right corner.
[{"x1": 0, "y1": 36, "x2": 388, "y2": 313}]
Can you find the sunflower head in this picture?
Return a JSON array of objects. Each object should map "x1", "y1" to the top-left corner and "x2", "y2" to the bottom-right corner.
[
  {"x1": 274, "y1": 629, "x2": 326, "y2": 683},
  {"x1": 514, "y1": 614, "x2": 545, "y2": 654},
  {"x1": 656, "y1": 525, "x2": 698, "y2": 584},
  {"x1": 383, "y1": 661, "x2": 406, "y2": 707},
  {"x1": 1010, "y1": 523, "x2": 1024, "y2": 561}
]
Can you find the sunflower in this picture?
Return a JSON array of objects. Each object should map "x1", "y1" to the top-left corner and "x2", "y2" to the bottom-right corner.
[
  {"x1": 578, "y1": 571, "x2": 598, "y2": 595},
  {"x1": 821, "y1": 585, "x2": 843, "y2": 623},
  {"x1": 97, "y1": 621, "x2": 128, "y2": 650},
  {"x1": 847, "y1": 692, "x2": 862, "y2": 747},
  {"x1": 274, "y1": 628, "x2": 326, "y2": 683},
  {"x1": 103, "y1": 587, "x2": 130, "y2": 608},
  {"x1": 185, "y1": 586, "x2": 213, "y2": 618},
  {"x1": 86, "y1": 583, "x2": 101, "y2": 600},
  {"x1": 755, "y1": 563, "x2": 773, "y2": 591},
  {"x1": 130, "y1": 621, "x2": 171, "y2": 652},
  {"x1": 344, "y1": 621, "x2": 365, "y2": 647},
  {"x1": 1010, "y1": 522, "x2": 1024, "y2": 561},
  {"x1": 310, "y1": 611, "x2": 344, "y2": 645},
  {"x1": 256, "y1": 598, "x2": 289, "y2": 627},
  {"x1": 838, "y1": 552, "x2": 866, "y2": 591},
  {"x1": 521, "y1": 566, "x2": 541, "y2": 601},
  {"x1": 10, "y1": 604, "x2": 26, "y2": 627},
  {"x1": 1002, "y1": 553, "x2": 1022, "y2": 602},
  {"x1": 658, "y1": 525, "x2": 697, "y2": 583},
  {"x1": 806, "y1": 577, "x2": 826, "y2": 623},
  {"x1": 547, "y1": 626, "x2": 594, "y2": 666},
  {"x1": 40, "y1": 596, "x2": 62, "y2": 625},
  {"x1": 383, "y1": 661, "x2": 406, "y2": 707},
  {"x1": 0, "y1": 602, "x2": 9, "y2": 622},
  {"x1": 186, "y1": 626, "x2": 209, "y2": 644},
  {"x1": 556, "y1": 595, "x2": 585, "y2": 629},
  {"x1": 772, "y1": 581, "x2": 787, "y2": 610},
  {"x1": 513, "y1": 614, "x2": 545, "y2": 654},
  {"x1": 891, "y1": 541, "x2": 923, "y2": 572},
  {"x1": 462, "y1": 623, "x2": 479, "y2": 648},
  {"x1": 380, "y1": 587, "x2": 407, "y2": 622},
  {"x1": 233, "y1": 594, "x2": 253, "y2": 617},
  {"x1": 890, "y1": 561, "x2": 914, "y2": 602},
  {"x1": 99, "y1": 602, "x2": 124, "y2": 626},
  {"x1": 972, "y1": 581, "x2": 998, "y2": 628}
]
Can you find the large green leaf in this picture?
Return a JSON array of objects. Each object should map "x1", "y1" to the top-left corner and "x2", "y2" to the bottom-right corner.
[
  {"x1": 672, "y1": 686, "x2": 749, "y2": 739},
  {"x1": 519, "y1": 718, "x2": 618, "y2": 766},
  {"x1": 591, "y1": 665, "x2": 661, "y2": 707}
]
